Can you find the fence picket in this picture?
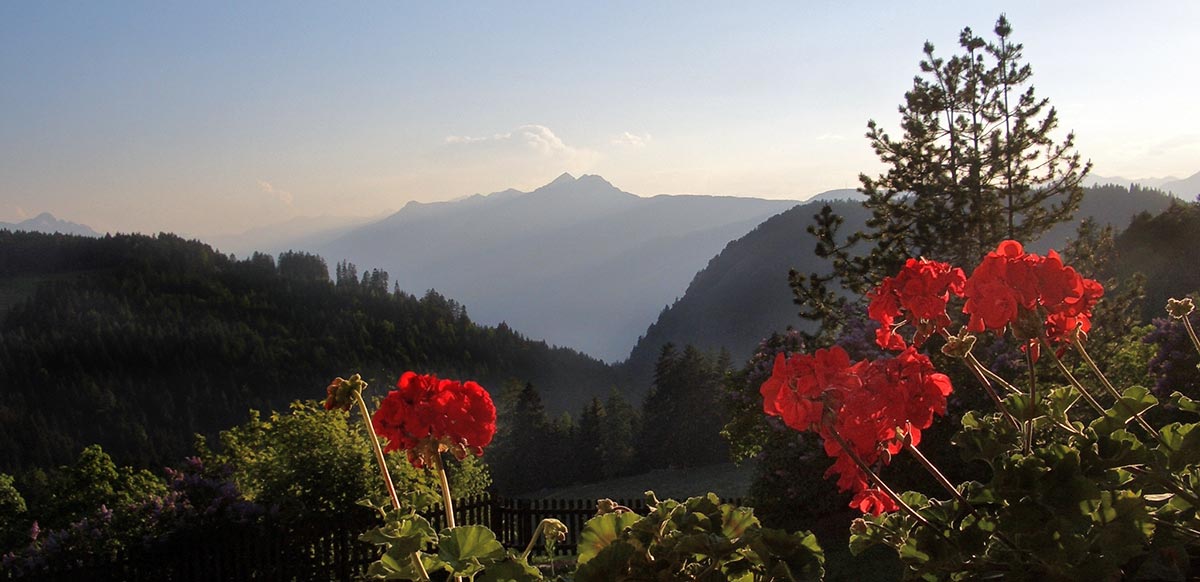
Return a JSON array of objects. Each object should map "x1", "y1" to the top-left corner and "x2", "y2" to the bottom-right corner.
[{"x1": 4, "y1": 493, "x2": 751, "y2": 581}]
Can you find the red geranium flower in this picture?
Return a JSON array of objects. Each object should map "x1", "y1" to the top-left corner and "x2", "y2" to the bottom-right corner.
[
  {"x1": 963, "y1": 241, "x2": 1103, "y2": 350},
  {"x1": 760, "y1": 346, "x2": 861, "y2": 432},
  {"x1": 819, "y1": 348, "x2": 952, "y2": 497},
  {"x1": 850, "y1": 488, "x2": 899, "y2": 516},
  {"x1": 867, "y1": 258, "x2": 965, "y2": 350},
  {"x1": 761, "y1": 346, "x2": 952, "y2": 514},
  {"x1": 372, "y1": 372, "x2": 497, "y2": 468}
]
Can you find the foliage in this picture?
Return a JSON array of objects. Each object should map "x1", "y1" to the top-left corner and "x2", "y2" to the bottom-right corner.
[
  {"x1": 574, "y1": 492, "x2": 824, "y2": 582},
  {"x1": 772, "y1": 239, "x2": 1200, "y2": 579},
  {"x1": 1146, "y1": 312, "x2": 1200, "y2": 399},
  {"x1": 200, "y1": 400, "x2": 490, "y2": 515},
  {"x1": 1, "y1": 450, "x2": 261, "y2": 576}
]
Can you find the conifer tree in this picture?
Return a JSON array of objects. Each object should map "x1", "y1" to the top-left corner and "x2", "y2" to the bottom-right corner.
[
  {"x1": 600, "y1": 390, "x2": 640, "y2": 479},
  {"x1": 574, "y1": 398, "x2": 606, "y2": 483},
  {"x1": 792, "y1": 15, "x2": 1090, "y2": 339}
]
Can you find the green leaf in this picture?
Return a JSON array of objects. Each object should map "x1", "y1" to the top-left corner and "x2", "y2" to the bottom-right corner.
[
  {"x1": 757, "y1": 527, "x2": 825, "y2": 581},
  {"x1": 1169, "y1": 391, "x2": 1200, "y2": 416},
  {"x1": 577, "y1": 511, "x2": 641, "y2": 564},
  {"x1": 954, "y1": 411, "x2": 1021, "y2": 464},
  {"x1": 720, "y1": 505, "x2": 759, "y2": 540},
  {"x1": 475, "y1": 556, "x2": 543, "y2": 582},
  {"x1": 1090, "y1": 386, "x2": 1157, "y2": 436},
  {"x1": 360, "y1": 514, "x2": 437, "y2": 555},
  {"x1": 438, "y1": 525, "x2": 506, "y2": 575},
  {"x1": 1157, "y1": 422, "x2": 1200, "y2": 470},
  {"x1": 368, "y1": 550, "x2": 442, "y2": 581},
  {"x1": 573, "y1": 540, "x2": 636, "y2": 582}
]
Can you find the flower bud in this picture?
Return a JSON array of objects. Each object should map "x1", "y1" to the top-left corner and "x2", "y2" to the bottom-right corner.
[
  {"x1": 543, "y1": 518, "x2": 568, "y2": 542},
  {"x1": 940, "y1": 329, "x2": 977, "y2": 359},
  {"x1": 596, "y1": 499, "x2": 617, "y2": 515},
  {"x1": 1167, "y1": 297, "x2": 1195, "y2": 320},
  {"x1": 323, "y1": 374, "x2": 366, "y2": 411}
]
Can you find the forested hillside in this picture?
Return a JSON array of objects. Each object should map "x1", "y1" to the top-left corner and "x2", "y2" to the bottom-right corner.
[
  {"x1": 622, "y1": 184, "x2": 1176, "y2": 387},
  {"x1": 0, "y1": 231, "x2": 619, "y2": 472}
]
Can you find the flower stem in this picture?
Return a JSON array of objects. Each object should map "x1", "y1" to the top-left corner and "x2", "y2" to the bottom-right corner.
[
  {"x1": 822, "y1": 422, "x2": 939, "y2": 534},
  {"x1": 1068, "y1": 338, "x2": 1167, "y2": 448},
  {"x1": 521, "y1": 519, "x2": 551, "y2": 561},
  {"x1": 356, "y1": 393, "x2": 401, "y2": 511},
  {"x1": 1024, "y1": 347, "x2": 1037, "y2": 455},
  {"x1": 904, "y1": 442, "x2": 977, "y2": 516},
  {"x1": 432, "y1": 453, "x2": 462, "y2": 582},
  {"x1": 967, "y1": 355, "x2": 1024, "y2": 396},
  {"x1": 904, "y1": 441, "x2": 1020, "y2": 551},
  {"x1": 1038, "y1": 339, "x2": 1106, "y2": 416},
  {"x1": 962, "y1": 354, "x2": 1021, "y2": 431},
  {"x1": 433, "y1": 453, "x2": 457, "y2": 529},
  {"x1": 1182, "y1": 314, "x2": 1200, "y2": 357},
  {"x1": 355, "y1": 393, "x2": 429, "y2": 581}
]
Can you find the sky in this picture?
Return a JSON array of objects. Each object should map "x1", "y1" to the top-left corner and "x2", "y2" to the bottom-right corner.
[{"x1": 2, "y1": 1, "x2": 1196, "y2": 236}]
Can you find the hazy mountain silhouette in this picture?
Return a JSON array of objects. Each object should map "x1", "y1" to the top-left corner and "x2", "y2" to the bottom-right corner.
[
  {"x1": 1162, "y1": 171, "x2": 1200, "y2": 199},
  {"x1": 0, "y1": 212, "x2": 99, "y2": 237},
  {"x1": 806, "y1": 188, "x2": 865, "y2": 203},
  {"x1": 206, "y1": 213, "x2": 387, "y2": 257},
  {"x1": 319, "y1": 173, "x2": 800, "y2": 361},
  {"x1": 1084, "y1": 169, "x2": 1200, "y2": 198},
  {"x1": 621, "y1": 184, "x2": 1177, "y2": 386}
]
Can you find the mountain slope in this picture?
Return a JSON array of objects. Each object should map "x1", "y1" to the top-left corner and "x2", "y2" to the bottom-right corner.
[
  {"x1": 319, "y1": 173, "x2": 800, "y2": 361},
  {"x1": 0, "y1": 231, "x2": 619, "y2": 472},
  {"x1": 622, "y1": 184, "x2": 1176, "y2": 386}
]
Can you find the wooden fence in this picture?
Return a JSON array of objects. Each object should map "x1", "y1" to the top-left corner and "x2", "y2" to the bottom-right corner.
[{"x1": 4, "y1": 495, "x2": 741, "y2": 581}]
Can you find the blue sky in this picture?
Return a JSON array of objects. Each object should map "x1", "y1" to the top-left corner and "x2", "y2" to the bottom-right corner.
[{"x1": 2, "y1": 1, "x2": 1196, "y2": 235}]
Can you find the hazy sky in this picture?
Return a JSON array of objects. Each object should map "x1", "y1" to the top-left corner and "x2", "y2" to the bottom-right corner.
[{"x1": 2, "y1": 1, "x2": 1196, "y2": 236}]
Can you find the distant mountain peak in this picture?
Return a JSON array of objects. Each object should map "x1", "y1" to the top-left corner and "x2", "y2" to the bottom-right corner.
[
  {"x1": 550, "y1": 172, "x2": 577, "y2": 185},
  {"x1": 1, "y1": 212, "x2": 99, "y2": 237},
  {"x1": 577, "y1": 174, "x2": 615, "y2": 187}
]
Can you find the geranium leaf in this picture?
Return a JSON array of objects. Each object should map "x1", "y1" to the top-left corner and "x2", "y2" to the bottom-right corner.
[
  {"x1": 438, "y1": 525, "x2": 505, "y2": 575},
  {"x1": 577, "y1": 511, "x2": 640, "y2": 564}
]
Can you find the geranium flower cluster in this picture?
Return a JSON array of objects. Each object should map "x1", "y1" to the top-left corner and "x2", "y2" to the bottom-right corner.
[
  {"x1": 760, "y1": 346, "x2": 952, "y2": 515},
  {"x1": 867, "y1": 258, "x2": 966, "y2": 350},
  {"x1": 372, "y1": 371, "x2": 497, "y2": 468},
  {"x1": 865, "y1": 241, "x2": 1103, "y2": 358},
  {"x1": 962, "y1": 240, "x2": 1103, "y2": 348}
]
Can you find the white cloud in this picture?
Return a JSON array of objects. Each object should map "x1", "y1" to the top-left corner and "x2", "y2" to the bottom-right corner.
[
  {"x1": 445, "y1": 132, "x2": 512, "y2": 144},
  {"x1": 442, "y1": 124, "x2": 600, "y2": 174},
  {"x1": 611, "y1": 131, "x2": 652, "y2": 148},
  {"x1": 256, "y1": 180, "x2": 294, "y2": 206},
  {"x1": 445, "y1": 125, "x2": 583, "y2": 155}
]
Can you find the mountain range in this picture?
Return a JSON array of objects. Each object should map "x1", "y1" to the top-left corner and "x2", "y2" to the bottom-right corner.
[
  {"x1": 1085, "y1": 170, "x2": 1200, "y2": 199},
  {"x1": 317, "y1": 173, "x2": 801, "y2": 361},
  {"x1": 0, "y1": 213, "x2": 99, "y2": 237}
]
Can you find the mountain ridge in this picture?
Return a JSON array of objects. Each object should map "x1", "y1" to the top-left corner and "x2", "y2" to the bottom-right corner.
[{"x1": 318, "y1": 174, "x2": 802, "y2": 361}]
